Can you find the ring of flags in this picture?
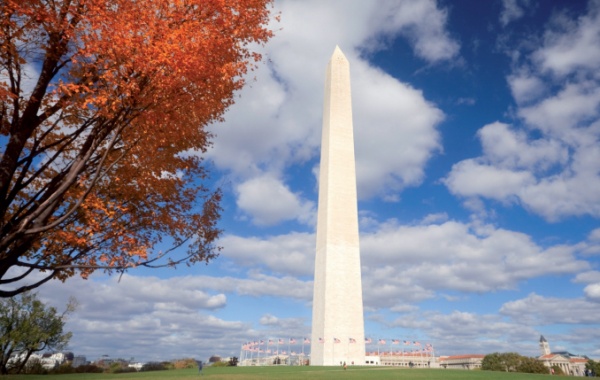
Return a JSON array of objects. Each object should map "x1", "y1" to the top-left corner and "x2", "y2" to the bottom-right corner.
[{"x1": 241, "y1": 337, "x2": 433, "y2": 354}]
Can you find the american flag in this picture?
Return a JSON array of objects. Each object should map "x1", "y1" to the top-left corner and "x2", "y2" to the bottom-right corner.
[
  {"x1": 349, "y1": 338, "x2": 356, "y2": 343},
  {"x1": 304, "y1": 338, "x2": 310, "y2": 344},
  {"x1": 404, "y1": 340, "x2": 410, "y2": 345},
  {"x1": 378, "y1": 339, "x2": 386, "y2": 345},
  {"x1": 334, "y1": 338, "x2": 341, "y2": 343},
  {"x1": 279, "y1": 338, "x2": 284, "y2": 344},
  {"x1": 318, "y1": 337, "x2": 324, "y2": 343},
  {"x1": 365, "y1": 338, "x2": 372, "y2": 344},
  {"x1": 289, "y1": 338, "x2": 296, "y2": 344},
  {"x1": 268, "y1": 339, "x2": 274, "y2": 345},
  {"x1": 414, "y1": 341, "x2": 421, "y2": 346},
  {"x1": 259, "y1": 340, "x2": 265, "y2": 345},
  {"x1": 392, "y1": 339, "x2": 400, "y2": 344}
]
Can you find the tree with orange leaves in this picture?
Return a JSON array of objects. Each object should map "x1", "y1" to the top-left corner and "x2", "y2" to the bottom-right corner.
[{"x1": 0, "y1": 0, "x2": 273, "y2": 297}]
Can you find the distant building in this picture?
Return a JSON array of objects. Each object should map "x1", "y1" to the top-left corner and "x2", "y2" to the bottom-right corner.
[
  {"x1": 537, "y1": 335, "x2": 587, "y2": 376},
  {"x1": 208, "y1": 355, "x2": 222, "y2": 363},
  {"x1": 72, "y1": 355, "x2": 87, "y2": 368},
  {"x1": 8, "y1": 351, "x2": 74, "y2": 370},
  {"x1": 374, "y1": 351, "x2": 439, "y2": 368},
  {"x1": 539, "y1": 335, "x2": 551, "y2": 355},
  {"x1": 439, "y1": 354, "x2": 485, "y2": 370}
]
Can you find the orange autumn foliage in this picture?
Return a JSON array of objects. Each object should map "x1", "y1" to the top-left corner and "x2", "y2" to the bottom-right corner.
[{"x1": 0, "y1": 0, "x2": 273, "y2": 297}]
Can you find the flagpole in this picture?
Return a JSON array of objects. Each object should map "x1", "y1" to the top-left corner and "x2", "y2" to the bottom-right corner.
[
  {"x1": 347, "y1": 338, "x2": 349, "y2": 364},
  {"x1": 332, "y1": 337, "x2": 334, "y2": 365}
]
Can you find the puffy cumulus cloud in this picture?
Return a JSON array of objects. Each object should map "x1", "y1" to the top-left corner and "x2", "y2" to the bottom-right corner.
[
  {"x1": 259, "y1": 314, "x2": 280, "y2": 326},
  {"x1": 476, "y1": 122, "x2": 568, "y2": 171},
  {"x1": 500, "y1": 0, "x2": 531, "y2": 27},
  {"x1": 362, "y1": 265, "x2": 434, "y2": 310},
  {"x1": 206, "y1": 0, "x2": 454, "y2": 220},
  {"x1": 533, "y1": 1, "x2": 600, "y2": 77},
  {"x1": 34, "y1": 275, "x2": 253, "y2": 362},
  {"x1": 33, "y1": 272, "x2": 313, "y2": 361},
  {"x1": 366, "y1": 0, "x2": 460, "y2": 62},
  {"x1": 360, "y1": 218, "x2": 589, "y2": 309},
  {"x1": 258, "y1": 314, "x2": 308, "y2": 336},
  {"x1": 518, "y1": 83, "x2": 600, "y2": 138},
  {"x1": 352, "y1": 62, "x2": 443, "y2": 200},
  {"x1": 388, "y1": 310, "x2": 539, "y2": 356},
  {"x1": 444, "y1": 159, "x2": 535, "y2": 200},
  {"x1": 500, "y1": 293, "x2": 600, "y2": 324},
  {"x1": 579, "y1": 230, "x2": 600, "y2": 255},
  {"x1": 584, "y1": 283, "x2": 600, "y2": 301},
  {"x1": 507, "y1": 70, "x2": 546, "y2": 105},
  {"x1": 219, "y1": 232, "x2": 314, "y2": 277},
  {"x1": 573, "y1": 270, "x2": 600, "y2": 284},
  {"x1": 193, "y1": 272, "x2": 312, "y2": 300},
  {"x1": 38, "y1": 274, "x2": 227, "y2": 321},
  {"x1": 235, "y1": 175, "x2": 315, "y2": 226},
  {"x1": 446, "y1": 3, "x2": 600, "y2": 221}
]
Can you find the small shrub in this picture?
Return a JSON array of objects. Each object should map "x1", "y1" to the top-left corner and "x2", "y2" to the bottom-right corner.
[
  {"x1": 211, "y1": 361, "x2": 228, "y2": 367},
  {"x1": 552, "y1": 365, "x2": 565, "y2": 375},
  {"x1": 140, "y1": 362, "x2": 166, "y2": 371},
  {"x1": 74, "y1": 364, "x2": 103, "y2": 373},
  {"x1": 161, "y1": 361, "x2": 175, "y2": 370},
  {"x1": 51, "y1": 362, "x2": 75, "y2": 374},
  {"x1": 174, "y1": 358, "x2": 197, "y2": 369},
  {"x1": 113, "y1": 366, "x2": 137, "y2": 373},
  {"x1": 22, "y1": 359, "x2": 48, "y2": 375}
]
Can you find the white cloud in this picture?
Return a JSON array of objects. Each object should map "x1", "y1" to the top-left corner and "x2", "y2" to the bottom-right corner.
[
  {"x1": 220, "y1": 232, "x2": 315, "y2": 276},
  {"x1": 235, "y1": 175, "x2": 315, "y2": 226},
  {"x1": 205, "y1": 0, "x2": 454, "y2": 219},
  {"x1": 518, "y1": 83, "x2": 600, "y2": 138},
  {"x1": 368, "y1": 0, "x2": 460, "y2": 62},
  {"x1": 353, "y1": 63, "x2": 444, "y2": 200},
  {"x1": 35, "y1": 275, "x2": 249, "y2": 362},
  {"x1": 477, "y1": 122, "x2": 568, "y2": 171},
  {"x1": 33, "y1": 272, "x2": 313, "y2": 362},
  {"x1": 444, "y1": 159, "x2": 535, "y2": 200},
  {"x1": 445, "y1": 2, "x2": 600, "y2": 221},
  {"x1": 194, "y1": 272, "x2": 313, "y2": 300},
  {"x1": 359, "y1": 219, "x2": 589, "y2": 309},
  {"x1": 507, "y1": 70, "x2": 546, "y2": 105},
  {"x1": 589, "y1": 228, "x2": 600, "y2": 241},
  {"x1": 388, "y1": 310, "x2": 540, "y2": 356},
  {"x1": 533, "y1": 2, "x2": 600, "y2": 77},
  {"x1": 479, "y1": 122, "x2": 568, "y2": 170},
  {"x1": 500, "y1": 0, "x2": 530, "y2": 27},
  {"x1": 500, "y1": 293, "x2": 600, "y2": 323},
  {"x1": 584, "y1": 283, "x2": 600, "y2": 301}
]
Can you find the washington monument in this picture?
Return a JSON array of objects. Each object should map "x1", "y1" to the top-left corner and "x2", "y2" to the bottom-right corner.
[{"x1": 310, "y1": 46, "x2": 366, "y2": 366}]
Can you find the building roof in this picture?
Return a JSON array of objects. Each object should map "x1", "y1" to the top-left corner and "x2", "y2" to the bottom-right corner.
[
  {"x1": 440, "y1": 354, "x2": 485, "y2": 361},
  {"x1": 540, "y1": 335, "x2": 547, "y2": 343}
]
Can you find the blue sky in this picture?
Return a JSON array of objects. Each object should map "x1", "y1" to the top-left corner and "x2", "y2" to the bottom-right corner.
[{"x1": 33, "y1": 0, "x2": 600, "y2": 363}]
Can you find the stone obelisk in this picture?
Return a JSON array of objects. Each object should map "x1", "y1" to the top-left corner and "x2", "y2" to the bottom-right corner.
[{"x1": 311, "y1": 46, "x2": 365, "y2": 366}]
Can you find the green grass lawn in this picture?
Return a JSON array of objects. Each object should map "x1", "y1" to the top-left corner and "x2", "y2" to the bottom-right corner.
[{"x1": 2, "y1": 366, "x2": 552, "y2": 379}]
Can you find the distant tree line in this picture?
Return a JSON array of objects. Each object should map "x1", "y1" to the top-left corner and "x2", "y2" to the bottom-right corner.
[
  {"x1": 587, "y1": 359, "x2": 600, "y2": 377},
  {"x1": 483, "y1": 352, "x2": 600, "y2": 377},
  {"x1": 481, "y1": 352, "x2": 549, "y2": 374}
]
